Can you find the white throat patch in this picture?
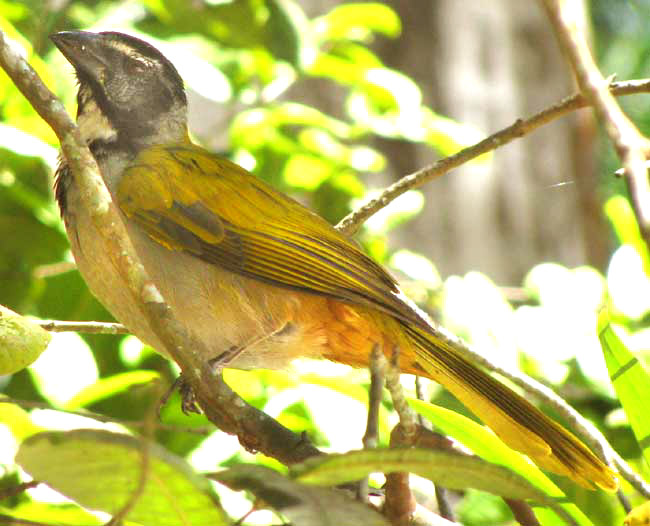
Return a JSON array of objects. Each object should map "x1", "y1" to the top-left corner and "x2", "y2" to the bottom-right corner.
[{"x1": 77, "y1": 88, "x2": 117, "y2": 144}]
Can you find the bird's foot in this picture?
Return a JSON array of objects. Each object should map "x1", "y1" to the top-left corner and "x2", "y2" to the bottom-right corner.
[{"x1": 158, "y1": 374, "x2": 201, "y2": 416}]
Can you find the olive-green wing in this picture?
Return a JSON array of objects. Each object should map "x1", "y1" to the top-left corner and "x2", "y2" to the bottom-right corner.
[{"x1": 118, "y1": 143, "x2": 414, "y2": 323}]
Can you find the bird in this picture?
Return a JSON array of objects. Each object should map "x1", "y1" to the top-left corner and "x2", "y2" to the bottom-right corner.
[{"x1": 50, "y1": 30, "x2": 617, "y2": 491}]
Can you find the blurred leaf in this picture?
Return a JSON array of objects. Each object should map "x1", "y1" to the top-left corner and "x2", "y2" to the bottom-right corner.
[
  {"x1": 64, "y1": 370, "x2": 161, "y2": 410},
  {"x1": 625, "y1": 501, "x2": 650, "y2": 526},
  {"x1": 0, "y1": 397, "x2": 42, "y2": 440},
  {"x1": 28, "y1": 332, "x2": 98, "y2": 407},
  {"x1": 552, "y1": 474, "x2": 625, "y2": 526},
  {"x1": 443, "y1": 272, "x2": 514, "y2": 366},
  {"x1": 389, "y1": 249, "x2": 442, "y2": 287},
  {"x1": 155, "y1": 36, "x2": 232, "y2": 103},
  {"x1": 362, "y1": 190, "x2": 424, "y2": 234},
  {"x1": 314, "y1": 3, "x2": 400, "y2": 42},
  {"x1": 607, "y1": 244, "x2": 650, "y2": 320},
  {"x1": 16, "y1": 429, "x2": 228, "y2": 526},
  {"x1": 0, "y1": 501, "x2": 102, "y2": 526},
  {"x1": 283, "y1": 154, "x2": 333, "y2": 190},
  {"x1": 422, "y1": 108, "x2": 490, "y2": 160},
  {"x1": 456, "y1": 489, "x2": 514, "y2": 526},
  {"x1": 0, "y1": 125, "x2": 58, "y2": 169},
  {"x1": 0, "y1": 18, "x2": 59, "y2": 145},
  {"x1": 598, "y1": 310, "x2": 650, "y2": 467},
  {"x1": 212, "y1": 464, "x2": 389, "y2": 526},
  {"x1": 524, "y1": 263, "x2": 604, "y2": 308},
  {"x1": 0, "y1": 305, "x2": 51, "y2": 375},
  {"x1": 408, "y1": 399, "x2": 594, "y2": 526},
  {"x1": 298, "y1": 373, "x2": 369, "y2": 406},
  {"x1": 605, "y1": 195, "x2": 650, "y2": 275},
  {"x1": 143, "y1": 0, "x2": 304, "y2": 65}
]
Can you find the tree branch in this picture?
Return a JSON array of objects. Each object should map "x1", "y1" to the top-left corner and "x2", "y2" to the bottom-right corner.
[
  {"x1": 0, "y1": 29, "x2": 321, "y2": 468},
  {"x1": 539, "y1": 0, "x2": 650, "y2": 246},
  {"x1": 336, "y1": 78, "x2": 650, "y2": 236},
  {"x1": 36, "y1": 319, "x2": 129, "y2": 334}
]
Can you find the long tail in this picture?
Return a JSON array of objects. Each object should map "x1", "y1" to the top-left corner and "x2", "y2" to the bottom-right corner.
[{"x1": 400, "y1": 322, "x2": 618, "y2": 491}]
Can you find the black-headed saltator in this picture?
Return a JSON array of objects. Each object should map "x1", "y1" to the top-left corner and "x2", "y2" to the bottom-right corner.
[{"x1": 50, "y1": 30, "x2": 617, "y2": 491}]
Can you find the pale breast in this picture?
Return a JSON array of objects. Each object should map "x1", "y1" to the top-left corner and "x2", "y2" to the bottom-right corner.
[{"x1": 62, "y1": 178, "x2": 331, "y2": 370}]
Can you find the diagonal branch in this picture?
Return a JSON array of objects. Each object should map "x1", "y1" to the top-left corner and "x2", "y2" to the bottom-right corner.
[
  {"x1": 337, "y1": 78, "x2": 650, "y2": 236},
  {"x1": 0, "y1": 29, "x2": 321, "y2": 467},
  {"x1": 539, "y1": 0, "x2": 650, "y2": 247}
]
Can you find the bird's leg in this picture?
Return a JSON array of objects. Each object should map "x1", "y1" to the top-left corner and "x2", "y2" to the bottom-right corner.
[{"x1": 160, "y1": 321, "x2": 295, "y2": 415}]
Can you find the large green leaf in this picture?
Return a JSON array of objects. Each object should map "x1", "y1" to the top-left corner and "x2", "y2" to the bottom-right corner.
[
  {"x1": 409, "y1": 399, "x2": 594, "y2": 526},
  {"x1": 598, "y1": 309, "x2": 650, "y2": 467},
  {"x1": 293, "y1": 448, "x2": 546, "y2": 501},
  {"x1": 16, "y1": 429, "x2": 228, "y2": 526},
  {"x1": 0, "y1": 306, "x2": 51, "y2": 374}
]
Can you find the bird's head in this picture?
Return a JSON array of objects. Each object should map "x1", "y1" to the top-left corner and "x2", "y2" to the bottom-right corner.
[{"x1": 51, "y1": 31, "x2": 188, "y2": 152}]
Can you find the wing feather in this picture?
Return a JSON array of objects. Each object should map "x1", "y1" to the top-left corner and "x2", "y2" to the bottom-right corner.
[{"x1": 118, "y1": 143, "x2": 412, "y2": 322}]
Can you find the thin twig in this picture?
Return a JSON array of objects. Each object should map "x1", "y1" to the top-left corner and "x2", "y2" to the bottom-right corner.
[
  {"x1": 434, "y1": 486, "x2": 454, "y2": 523},
  {"x1": 359, "y1": 345, "x2": 385, "y2": 503},
  {"x1": 539, "y1": 0, "x2": 650, "y2": 247},
  {"x1": 385, "y1": 425, "x2": 417, "y2": 526},
  {"x1": 336, "y1": 78, "x2": 650, "y2": 236},
  {"x1": 385, "y1": 349, "x2": 416, "y2": 440},
  {"x1": 381, "y1": 349, "x2": 419, "y2": 525},
  {"x1": 503, "y1": 498, "x2": 542, "y2": 526},
  {"x1": 36, "y1": 319, "x2": 128, "y2": 334},
  {"x1": 617, "y1": 489, "x2": 632, "y2": 514},
  {"x1": 32, "y1": 261, "x2": 76, "y2": 279},
  {"x1": 363, "y1": 345, "x2": 385, "y2": 450}
]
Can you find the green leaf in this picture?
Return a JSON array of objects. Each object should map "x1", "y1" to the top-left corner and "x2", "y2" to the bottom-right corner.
[
  {"x1": 408, "y1": 399, "x2": 594, "y2": 526},
  {"x1": 605, "y1": 195, "x2": 650, "y2": 275},
  {"x1": 0, "y1": 306, "x2": 51, "y2": 375},
  {"x1": 283, "y1": 154, "x2": 333, "y2": 190},
  {"x1": 315, "y1": 3, "x2": 401, "y2": 42},
  {"x1": 0, "y1": 501, "x2": 102, "y2": 526},
  {"x1": 143, "y1": 0, "x2": 304, "y2": 65},
  {"x1": 598, "y1": 309, "x2": 650, "y2": 467},
  {"x1": 64, "y1": 370, "x2": 161, "y2": 410},
  {"x1": 0, "y1": 397, "x2": 42, "y2": 440},
  {"x1": 293, "y1": 448, "x2": 548, "y2": 501},
  {"x1": 624, "y1": 501, "x2": 650, "y2": 526},
  {"x1": 16, "y1": 429, "x2": 228, "y2": 526},
  {"x1": 212, "y1": 464, "x2": 389, "y2": 526}
]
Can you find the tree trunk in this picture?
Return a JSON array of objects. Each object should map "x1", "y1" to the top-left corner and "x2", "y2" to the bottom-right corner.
[{"x1": 378, "y1": 0, "x2": 609, "y2": 283}]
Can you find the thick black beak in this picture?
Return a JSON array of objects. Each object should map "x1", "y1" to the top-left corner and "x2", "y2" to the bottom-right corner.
[{"x1": 50, "y1": 31, "x2": 108, "y2": 79}]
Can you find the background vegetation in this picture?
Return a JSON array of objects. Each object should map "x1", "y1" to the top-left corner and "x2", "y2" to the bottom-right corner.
[{"x1": 1, "y1": 1, "x2": 650, "y2": 525}]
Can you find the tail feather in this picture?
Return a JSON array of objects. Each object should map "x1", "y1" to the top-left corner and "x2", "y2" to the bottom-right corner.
[{"x1": 402, "y1": 323, "x2": 618, "y2": 491}]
